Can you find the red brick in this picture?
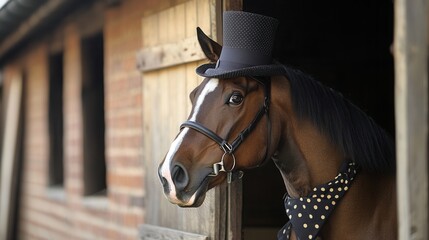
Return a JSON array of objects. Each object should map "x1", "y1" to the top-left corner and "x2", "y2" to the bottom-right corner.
[{"x1": 108, "y1": 172, "x2": 144, "y2": 189}]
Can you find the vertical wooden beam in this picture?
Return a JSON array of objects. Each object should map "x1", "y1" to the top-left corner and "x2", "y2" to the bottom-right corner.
[
  {"x1": 223, "y1": 0, "x2": 242, "y2": 11},
  {"x1": 0, "y1": 75, "x2": 23, "y2": 240},
  {"x1": 394, "y1": 0, "x2": 429, "y2": 239}
]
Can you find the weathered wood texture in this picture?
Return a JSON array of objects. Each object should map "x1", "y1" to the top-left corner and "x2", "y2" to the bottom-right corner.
[
  {"x1": 0, "y1": 75, "x2": 23, "y2": 240},
  {"x1": 137, "y1": 37, "x2": 206, "y2": 71},
  {"x1": 227, "y1": 180, "x2": 242, "y2": 240},
  {"x1": 139, "y1": 224, "x2": 208, "y2": 240},
  {"x1": 140, "y1": 0, "x2": 222, "y2": 239},
  {"x1": 223, "y1": 0, "x2": 242, "y2": 11},
  {"x1": 394, "y1": 0, "x2": 428, "y2": 239}
]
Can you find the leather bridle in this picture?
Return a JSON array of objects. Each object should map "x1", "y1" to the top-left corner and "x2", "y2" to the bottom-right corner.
[{"x1": 180, "y1": 77, "x2": 271, "y2": 183}]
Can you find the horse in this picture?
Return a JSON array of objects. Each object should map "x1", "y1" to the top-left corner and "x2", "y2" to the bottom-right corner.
[{"x1": 158, "y1": 28, "x2": 397, "y2": 239}]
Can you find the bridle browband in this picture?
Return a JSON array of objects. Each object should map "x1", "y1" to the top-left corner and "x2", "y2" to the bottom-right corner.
[{"x1": 180, "y1": 76, "x2": 271, "y2": 183}]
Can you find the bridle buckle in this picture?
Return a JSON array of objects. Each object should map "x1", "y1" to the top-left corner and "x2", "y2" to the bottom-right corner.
[{"x1": 220, "y1": 141, "x2": 233, "y2": 153}]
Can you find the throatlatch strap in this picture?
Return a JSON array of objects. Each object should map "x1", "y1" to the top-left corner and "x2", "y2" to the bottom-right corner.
[{"x1": 278, "y1": 161, "x2": 358, "y2": 240}]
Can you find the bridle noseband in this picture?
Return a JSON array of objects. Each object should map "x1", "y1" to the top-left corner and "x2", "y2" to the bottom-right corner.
[{"x1": 180, "y1": 77, "x2": 271, "y2": 183}]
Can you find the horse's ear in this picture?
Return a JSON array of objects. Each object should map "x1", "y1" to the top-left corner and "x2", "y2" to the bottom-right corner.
[{"x1": 197, "y1": 27, "x2": 222, "y2": 62}]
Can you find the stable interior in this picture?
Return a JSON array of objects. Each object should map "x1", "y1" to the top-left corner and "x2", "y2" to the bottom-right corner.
[{"x1": 241, "y1": 0, "x2": 394, "y2": 239}]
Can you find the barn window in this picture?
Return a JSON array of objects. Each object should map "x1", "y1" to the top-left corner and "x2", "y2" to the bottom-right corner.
[
  {"x1": 48, "y1": 51, "x2": 64, "y2": 187},
  {"x1": 81, "y1": 32, "x2": 107, "y2": 196}
]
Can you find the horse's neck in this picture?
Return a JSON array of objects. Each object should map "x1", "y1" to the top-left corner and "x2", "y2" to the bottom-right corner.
[
  {"x1": 270, "y1": 76, "x2": 397, "y2": 239},
  {"x1": 270, "y1": 76, "x2": 345, "y2": 197},
  {"x1": 320, "y1": 172, "x2": 397, "y2": 239}
]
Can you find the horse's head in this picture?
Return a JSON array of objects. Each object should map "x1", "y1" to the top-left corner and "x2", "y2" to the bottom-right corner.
[{"x1": 158, "y1": 28, "x2": 273, "y2": 207}]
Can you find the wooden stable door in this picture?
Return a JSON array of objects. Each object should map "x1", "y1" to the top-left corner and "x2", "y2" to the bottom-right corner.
[{"x1": 138, "y1": 0, "x2": 241, "y2": 239}]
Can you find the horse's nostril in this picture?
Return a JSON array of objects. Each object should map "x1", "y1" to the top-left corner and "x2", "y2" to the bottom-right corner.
[
  {"x1": 172, "y1": 163, "x2": 189, "y2": 191},
  {"x1": 160, "y1": 176, "x2": 168, "y2": 187}
]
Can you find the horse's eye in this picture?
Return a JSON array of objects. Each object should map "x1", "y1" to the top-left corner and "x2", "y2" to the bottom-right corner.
[{"x1": 229, "y1": 93, "x2": 244, "y2": 105}]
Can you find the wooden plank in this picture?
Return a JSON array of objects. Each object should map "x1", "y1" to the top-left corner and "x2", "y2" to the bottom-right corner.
[
  {"x1": 0, "y1": 75, "x2": 23, "y2": 240},
  {"x1": 223, "y1": 0, "x2": 242, "y2": 11},
  {"x1": 168, "y1": 67, "x2": 187, "y2": 138},
  {"x1": 228, "y1": 180, "x2": 243, "y2": 240},
  {"x1": 185, "y1": 0, "x2": 197, "y2": 38},
  {"x1": 394, "y1": 0, "x2": 429, "y2": 239},
  {"x1": 158, "y1": 9, "x2": 170, "y2": 44},
  {"x1": 175, "y1": 3, "x2": 186, "y2": 40},
  {"x1": 136, "y1": 37, "x2": 206, "y2": 72},
  {"x1": 142, "y1": 13, "x2": 159, "y2": 48},
  {"x1": 139, "y1": 224, "x2": 208, "y2": 240},
  {"x1": 142, "y1": 71, "x2": 166, "y2": 227},
  {"x1": 197, "y1": 0, "x2": 211, "y2": 34}
]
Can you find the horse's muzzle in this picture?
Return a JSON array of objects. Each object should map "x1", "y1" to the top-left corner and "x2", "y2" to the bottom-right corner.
[{"x1": 157, "y1": 161, "x2": 210, "y2": 207}]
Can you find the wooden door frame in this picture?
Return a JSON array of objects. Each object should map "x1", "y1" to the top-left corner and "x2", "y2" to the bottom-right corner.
[
  {"x1": 220, "y1": 1, "x2": 244, "y2": 240},
  {"x1": 394, "y1": 0, "x2": 429, "y2": 239}
]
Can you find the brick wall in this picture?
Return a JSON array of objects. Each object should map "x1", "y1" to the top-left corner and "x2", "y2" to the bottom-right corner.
[{"x1": 0, "y1": 0, "x2": 183, "y2": 239}]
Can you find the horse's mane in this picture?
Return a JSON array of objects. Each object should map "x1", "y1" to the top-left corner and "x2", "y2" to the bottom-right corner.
[{"x1": 281, "y1": 66, "x2": 395, "y2": 173}]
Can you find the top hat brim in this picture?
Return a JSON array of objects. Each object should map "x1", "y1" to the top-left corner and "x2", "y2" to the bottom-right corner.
[{"x1": 196, "y1": 62, "x2": 286, "y2": 79}]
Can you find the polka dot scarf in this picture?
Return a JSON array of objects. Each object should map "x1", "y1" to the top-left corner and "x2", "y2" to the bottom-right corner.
[{"x1": 278, "y1": 161, "x2": 358, "y2": 240}]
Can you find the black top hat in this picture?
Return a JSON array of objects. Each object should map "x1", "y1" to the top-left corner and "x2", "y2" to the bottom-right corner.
[{"x1": 196, "y1": 11, "x2": 285, "y2": 79}]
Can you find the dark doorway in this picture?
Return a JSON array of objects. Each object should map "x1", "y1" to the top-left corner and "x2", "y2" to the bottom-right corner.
[
  {"x1": 48, "y1": 51, "x2": 64, "y2": 187},
  {"x1": 242, "y1": 0, "x2": 394, "y2": 239},
  {"x1": 81, "y1": 32, "x2": 107, "y2": 196}
]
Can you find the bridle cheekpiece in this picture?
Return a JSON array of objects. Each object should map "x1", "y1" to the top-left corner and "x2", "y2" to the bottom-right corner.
[{"x1": 180, "y1": 77, "x2": 271, "y2": 183}]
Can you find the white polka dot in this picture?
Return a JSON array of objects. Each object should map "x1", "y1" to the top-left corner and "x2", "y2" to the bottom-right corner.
[
  {"x1": 327, "y1": 195, "x2": 332, "y2": 199},
  {"x1": 321, "y1": 215, "x2": 325, "y2": 219},
  {"x1": 308, "y1": 235, "x2": 313, "y2": 239},
  {"x1": 289, "y1": 215, "x2": 292, "y2": 219},
  {"x1": 335, "y1": 195, "x2": 339, "y2": 199},
  {"x1": 344, "y1": 186, "x2": 349, "y2": 191},
  {"x1": 298, "y1": 213, "x2": 302, "y2": 217},
  {"x1": 303, "y1": 223, "x2": 308, "y2": 228},
  {"x1": 309, "y1": 214, "x2": 313, "y2": 219},
  {"x1": 338, "y1": 187, "x2": 342, "y2": 191},
  {"x1": 307, "y1": 199, "x2": 311, "y2": 203},
  {"x1": 302, "y1": 205, "x2": 306, "y2": 209},
  {"x1": 315, "y1": 224, "x2": 319, "y2": 229},
  {"x1": 332, "y1": 200, "x2": 336, "y2": 205},
  {"x1": 300, "y1": 197, "x2": 304, "y2": 201},
  {"x1": 329, "y1": 188, "x2": 334, "y2": 192},
  {"x1": 325, "y1": 206, "x2": 330, "y2": 210},
  {"x1": 317, "y1": 198, "x2": 321, "y2": 202},
  {"x1": 294, "y1": 205, "x2": 297, "y2": 209},
  {"x1": 313, "y1": 205, "x2": 318, "y2": 210}
]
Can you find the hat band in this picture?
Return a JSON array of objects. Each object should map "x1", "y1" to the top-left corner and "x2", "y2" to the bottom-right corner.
[{"x1": 217, "y1": 47, "x2": 272, "y2": 70}]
